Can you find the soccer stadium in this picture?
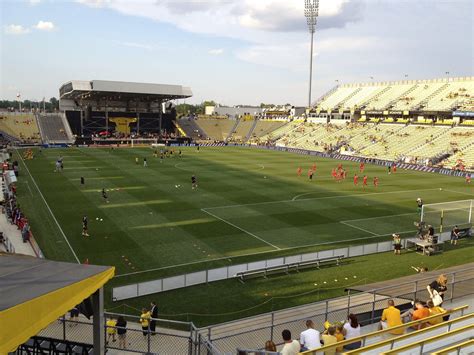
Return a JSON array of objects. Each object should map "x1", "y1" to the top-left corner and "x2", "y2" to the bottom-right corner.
[{"x1": 1, "y1": 1, "x2": 473, "y2": 355}]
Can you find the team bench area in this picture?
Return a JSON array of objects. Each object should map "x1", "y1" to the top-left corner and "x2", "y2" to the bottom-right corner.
[{"x1": 236, "y1": 255, "x2": 345, "y2": 282}]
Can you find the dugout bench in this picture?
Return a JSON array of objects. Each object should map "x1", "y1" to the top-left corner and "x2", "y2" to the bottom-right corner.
[{"x1": 236, "y1": 255, "x2": 344, "y2": 283}]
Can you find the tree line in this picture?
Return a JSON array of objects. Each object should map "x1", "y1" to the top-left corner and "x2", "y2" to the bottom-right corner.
[{"x1": 0, "y1": 97, "x2": 59, "y2": 112}]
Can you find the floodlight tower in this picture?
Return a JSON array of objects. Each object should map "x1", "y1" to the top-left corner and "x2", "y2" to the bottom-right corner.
[{"x1": 304, "y1": 0, "x2": 319, "y2": 108}]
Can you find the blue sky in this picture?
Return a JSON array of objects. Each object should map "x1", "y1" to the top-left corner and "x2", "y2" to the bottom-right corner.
[{"x1": 1, "y1": 0, "x2": 473, "y2": 106}]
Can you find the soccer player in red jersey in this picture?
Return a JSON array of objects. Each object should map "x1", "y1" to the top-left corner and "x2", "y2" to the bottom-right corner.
[
  {"x1": 353, "y1": 174, "x2": 358, "y2": 185},
  {"x1": 297, "y1": 167, "x2": 302, "y2": 177},
  {"x1": 312, "y1": 163, "x2": 317, "y2": 172},
  {"x1": 359, "y1": 162, "x2": 365, "y2": 173},
  {"x1": 337, "y1": 163, "x2": 342, "y2": 171},
  {"x1": 332, "y1": 168, "x2": 337, "y2": 179},
  {"x1": 363, "y1": 175, "x2": 368, "y2": 187},
  {"x1": 466, "y1": 174, "x2": 471, "y2": 184},
  {"x1": 374, "y1": 176, "x2": 379, "y2": 187},
  {"x1": 392, "y1": 164, "x2": 397, "y2": 173}
]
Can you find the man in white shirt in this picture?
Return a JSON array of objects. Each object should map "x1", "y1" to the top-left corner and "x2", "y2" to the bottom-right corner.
[
  {"x1": 280, "y1": 329, "x2": 300, "y2": 355},
  {"x1": 300, "y1": 319, "x2": 321, "y2": 351}
]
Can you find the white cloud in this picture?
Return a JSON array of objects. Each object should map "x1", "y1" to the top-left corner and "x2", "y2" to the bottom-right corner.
[
  {"x1": 208, "y1": 48, "x2": 224, "y2": 55},
  {"x1": 29, "y1": 0, "x2": 41, "y2": 5},
  {"x1": 4, "y1": 24, "x2": 30, "y2": 35},
  {"x1": 114, "y1": 40, "x2": 155, "y2": 51},
  {"x1": 34, "y1": 21, "x2": 56, "y2": 31}
]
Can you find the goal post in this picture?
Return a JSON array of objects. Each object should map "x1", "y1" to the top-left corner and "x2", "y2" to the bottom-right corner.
[
  {"x1": 130, "y1": 138, "x2": 158, "y2": 147},
  {"x1": 421, "y1": 199, "x2": 473, "y2": 233}
]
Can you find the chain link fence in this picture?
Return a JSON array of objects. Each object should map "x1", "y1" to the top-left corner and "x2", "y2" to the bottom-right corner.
[{"x1": 201, "y1": 267, "x2": 474, "y2": 354}]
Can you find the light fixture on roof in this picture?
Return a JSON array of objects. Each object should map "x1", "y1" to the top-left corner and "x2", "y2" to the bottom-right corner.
[{"x1": 304, "y1": 0, "x2": 319, "y2": 109}]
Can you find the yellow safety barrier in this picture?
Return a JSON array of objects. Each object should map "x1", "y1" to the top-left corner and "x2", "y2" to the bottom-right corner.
[
  {"x1": 343, "y1": 312, "x2": 474, "y2": 354},
  {"x1": 299, "y1": 305, "x2": 469, "y2": 355},
  {"x1": 431, "y1": 338, "x2": 474, "y2": 355},
  {"x1": 381, "y1": 324, "x2": 473, "y2": 354}
]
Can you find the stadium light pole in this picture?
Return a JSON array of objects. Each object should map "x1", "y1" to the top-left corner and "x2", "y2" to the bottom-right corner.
[{"x1": 304, "y1": 0, "x2": 319, "y2": 108}]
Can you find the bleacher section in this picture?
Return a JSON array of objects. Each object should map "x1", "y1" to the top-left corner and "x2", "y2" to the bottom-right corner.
[
  {"x1": 194, "y1": 118, "x2": 236, "y2": 141},
  {"x1": 444, "y1": 143, "x2": 474, "y2": 170},
  {"x1": 0, "y1": 113, "x2": 41, "y2": 143},
  {"x1": 230, "y1": 119, "x2": 255, "y2": 142},
  {"x1": 250, "y1": 120, "x2": 287, "y2": 141},
  {"x1": 36, "y1": 113, "x2": 74, "y2": 143},
  {"x1": 177, "y1": 118, "x2": 208, "y2": 140},
  {"x1": 359, "y1": 124, "x2": 450, "y2": 160},
  {"x1": 315, "y1": 77, "x2": 473, "y2": 112}
]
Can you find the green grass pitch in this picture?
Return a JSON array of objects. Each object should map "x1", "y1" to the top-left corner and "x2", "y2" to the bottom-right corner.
[{"x1": 16, "y1": 146, "x2": 474, "y2": 324}]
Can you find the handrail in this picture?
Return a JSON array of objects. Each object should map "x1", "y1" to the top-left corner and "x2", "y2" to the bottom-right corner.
[
  {"x1": 343, "y1": 312, "x2": 474, "y2": 354},
  {"x1": 431, "y1": 338, "x2": 474, "y2": 354},
  {"x1": 381, "y1": 324, "x2": 474, "y2": 354},
  {"x1": 299, "y1": 305, "x2": 469, "y2": 354}
]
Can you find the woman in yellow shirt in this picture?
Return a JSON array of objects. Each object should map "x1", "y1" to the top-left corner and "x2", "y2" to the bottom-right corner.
[
  {"x1": 106, "y1": 317, "x2": 117, "y2": 344},
  {"x1": 140, "y1": 308, "x2": 151, "y2": 336}
]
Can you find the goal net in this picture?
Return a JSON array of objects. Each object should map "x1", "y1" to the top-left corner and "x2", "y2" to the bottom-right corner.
[
  {"x1": 421, "y1": 199, "x2": 473, "y2": 233},
  {"x1": 130, "y1": 138, "x2": 159, "y2": 147}
]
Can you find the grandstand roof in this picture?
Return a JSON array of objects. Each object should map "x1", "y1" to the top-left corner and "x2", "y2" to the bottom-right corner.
[
  {"x1": 60, "y1": 79, "x2": 193, "y2": 102},
  {"x1": 0, "y1": 254, "x2": 114, "y2": 353}
]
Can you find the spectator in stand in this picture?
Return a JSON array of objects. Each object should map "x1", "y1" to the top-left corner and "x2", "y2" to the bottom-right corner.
[
  {"x1": 321, "y1": 326, "x2": 338, "y2": 355},
  {"x1": 427, "y1": 274, "x2": 448, "y2": 306},
  {"x1": 299, "y1": 319, "x2": 320, "y2": 351},
  {"x1": 139, "y1": 308, "x2": 151, "y2": 336},
  {"x1": 343, "y1": 314, "x2": 361, "y2": 350},
  {"x1": 69, "y1": 305, "x2": 79, "y2": 327},
  {"x1": 334, "y1": 325, "x2": 345, "y2": 353},
  {"x1": 426, "y1": 299, "x2": 447, "y2": 325},
  {"x1": 106, "y1": 317, "x2": 117, "y2": 344},
  {"x1": 264, "y1": 340, "x2": 277, "y2": 352},
  {"x1": 380, "y1": 299, "x2": 404, "y2": 335},
  {"x1": 279, "y1": 329, "x2": 300, "y2": 355},
  {"x1": 411, "y1": 300, "x2": 430, "y2": 329},
  {"x1": 116, "y1": 316, "x2": 127, "y2": 349}
]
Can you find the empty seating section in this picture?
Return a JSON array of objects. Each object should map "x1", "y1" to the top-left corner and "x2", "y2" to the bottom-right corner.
[
  {"x1": 259, "y1": 120, "x2": 301, "y2": 142},
  {"x1": 36, "y1": 113, "x2": 71, "y2": 143},
  {"x1": 341, "y1": 86, "x2": 382, "y2": 110},
  {"x1": 365, "y1": 84, "x2": 414, "y2": 110},
  {"x1": 0, "y1": 113, "x2": 40, "y2": 142},
  {"x1": 445, "y1": 144, "x2": 474, "y2": 170},
  {"x1": 424, "y1": 80, "x2": 474, "y2": 111},
  {"x1": 408, "y1": 127, "x2": 474, "y2": 159},
  {"x1": 250, "y1": 120, "x2": 287, "y2": 141},
  {"x1": 231, "y1": 120, "x2": 254, "y2": 141},
  {"x1": 316, "y1": 78, "x2": 473, "y2": 113},
  {"x1": 195, "y1": 118, "x2": 235, "y2": 141},
  {"x1": 317, "y1": 86, "x2": 357, "y2": 110},
  {"x1": 177, "y1": 118, "x2": 207, "y2": 140},
  {"x1": 360, "y1": 125, "x2": 449, "y2": 160}
]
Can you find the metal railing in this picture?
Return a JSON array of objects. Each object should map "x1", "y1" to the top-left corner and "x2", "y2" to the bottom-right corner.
[
  {"x1": 200, "y1": 266, "x2": 474, "y2": 354},
  {"x1": 37, "y1": 312, "x2": 198, "y2": 354}
]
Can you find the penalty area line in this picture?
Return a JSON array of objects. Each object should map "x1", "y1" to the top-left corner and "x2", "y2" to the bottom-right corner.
[{"x1": 201, "y1": 208, "x2": 280, "y2": 250}]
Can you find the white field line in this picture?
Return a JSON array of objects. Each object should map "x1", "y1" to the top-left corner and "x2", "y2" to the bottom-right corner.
[
  {"x1": 201, "y1": 208, "x2": 280, "y2": 250},
  {"x1": 291, "y1": 188, "x2": 440, "y2": 202},
  {"x1": 257, "y1": 164, "x2": 265, "y2": 170},
  {"x1": 339, "y1": 221, "x2": 379, "y2": 236},
  {"x1": 443, "y1": 189, "x2": 474, "y2": 197},
  {"x1": 203, "y1": 188, "x2": 441, "y2": 211},
  {"x1": 16, "y1": 149, "x2": 81, "y2": 263},
  {"x1": 115, "y1": 228, "x2": 419, "y2": 277},
  {"x1": 341, "y1": 212, "x2": 417, "y2": 223}
]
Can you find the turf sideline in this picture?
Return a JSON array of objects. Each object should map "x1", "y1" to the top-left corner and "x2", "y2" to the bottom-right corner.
[{"x1": 16, "y1": 149, "x2": 81, "y2": 263}]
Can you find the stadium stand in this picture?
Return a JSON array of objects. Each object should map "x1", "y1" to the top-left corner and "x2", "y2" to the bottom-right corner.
[
  {"x1": 249, "y1": 120, "x2": 287, "y2": 142},
  {"x1": 0, "y1": 112, "x2": 41, "y2": 143},
  {"x1": 194, "y1": 117, "x2": 236, "y2": 141},
  {"x1": 314, "y1": 77, "x2": 473, "y2": 112},
  {"x1": 230, "y1": 118, "x2": 255, "y2": 142},
  {"x1": 36, "y1": 113, "x2": 74, "y2": 143},
  {"x1": 177, "y1": 118, "x2": 208, "y2": 140}
]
